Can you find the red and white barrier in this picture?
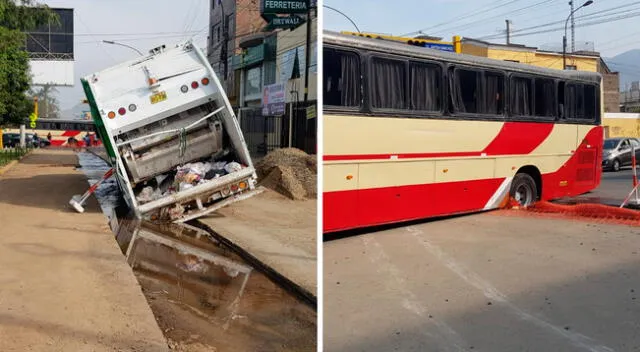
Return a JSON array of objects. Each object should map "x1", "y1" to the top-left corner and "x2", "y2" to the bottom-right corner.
[{"x1": 621, "y1": 146, "x2": 639, "y2": 208}]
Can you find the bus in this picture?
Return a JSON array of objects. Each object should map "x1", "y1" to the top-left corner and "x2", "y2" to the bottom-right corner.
[
  {"x1": 322, "y1": 31, "x2": 603, "y2": 233},
  {"x1": 3, "y1": 119, "x2": 101, "y2": 147}
]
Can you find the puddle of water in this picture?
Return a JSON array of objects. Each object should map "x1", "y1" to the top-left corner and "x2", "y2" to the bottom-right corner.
[{"x1": 76, "y1": 152, "x2": 317, "y2": 351}]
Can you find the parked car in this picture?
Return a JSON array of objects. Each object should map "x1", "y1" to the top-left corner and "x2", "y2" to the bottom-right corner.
[
  {"x1": 602, "y1": 137, "x2": 640, "y2": 172},
  {"x1": 1, "y1": 133, "x2": 47, "y2": 148}
]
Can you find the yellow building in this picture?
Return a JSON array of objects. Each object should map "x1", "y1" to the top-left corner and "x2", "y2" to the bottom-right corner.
[
  {"x1": 603, "y1": 113, "x2": 640, "y2": 138},
  {"x1": 461, "y1": 38, "x2": 599, "y2": 72}
]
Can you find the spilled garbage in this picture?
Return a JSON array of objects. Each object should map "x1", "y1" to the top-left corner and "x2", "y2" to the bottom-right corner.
[{"x1": 135, "y1": 159, "x2": 246, "y2": 204}]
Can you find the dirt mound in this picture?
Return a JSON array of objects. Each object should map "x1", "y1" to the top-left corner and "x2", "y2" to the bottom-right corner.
[{"x1": 256, "y1": 148, "x2": 316, "y2": 200}]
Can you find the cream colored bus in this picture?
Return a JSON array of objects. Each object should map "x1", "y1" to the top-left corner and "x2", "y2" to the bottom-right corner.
[{"x1": 323, "y1": 31, "x2": 603, "y2": 233}]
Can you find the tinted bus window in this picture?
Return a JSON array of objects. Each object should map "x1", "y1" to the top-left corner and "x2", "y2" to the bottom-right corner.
[
  {"x1": 535, "y1": 78, "x2": 555, "y2": 117},
  {"x1": 485, "y1": 71, "x2": 504, "y2": 115},
  {"x1": 584, "y1": 84, "x2": 597, "y2": 121},
  {"x1": 324, "y1": 48, "x2": 361, "y2": 107},
  {"x1": 371, "y1": 57, "x2": 406, "y2": 110},
  {"x1": 565, "y1": 83, "x2": 585, "y2": 119},
  {"x1": 409, "y1": 62, "x2": 441, "y2": 112},
  {"x1": 451, "y1": 68, "x2": 480, "y2": 113},
  {"x1": 511, "y1": 76, "x2": 533, "y2": 116}
]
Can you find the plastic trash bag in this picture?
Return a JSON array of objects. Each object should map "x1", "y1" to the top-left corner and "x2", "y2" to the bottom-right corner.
[{"x1": 224, "y1": 161, "x2": 242, "y2": 173}]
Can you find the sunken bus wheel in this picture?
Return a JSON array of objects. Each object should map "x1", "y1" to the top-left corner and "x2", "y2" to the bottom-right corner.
[{"x1": 509, "y1": 173, "x2": 539, "y2": 207}]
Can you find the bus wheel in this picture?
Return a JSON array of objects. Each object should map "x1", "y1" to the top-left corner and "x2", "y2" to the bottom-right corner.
[{"x1": 510, "y1": 173, "x2": 538, "y2": 207}]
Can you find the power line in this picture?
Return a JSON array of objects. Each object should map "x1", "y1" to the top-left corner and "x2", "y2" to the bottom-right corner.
[
  {"x1": 478, "y1": 2, "x2": 640, "y2": 40},
  {"x1": 401, "y1": 0, "x2": 522, "y2": 36},
  {"x1": 433, "y1": 0, "x2": 555, "y2": 36},
  {"x1": 478, "y1": 10, "x2": 640, "y2": 41}
]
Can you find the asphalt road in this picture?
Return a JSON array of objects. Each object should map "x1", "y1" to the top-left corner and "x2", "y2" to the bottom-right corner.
[
  {"x1": 324, "y1": 209, "x2": 640, "y2": 351},
  {"x1": 585, "y1": 167, "x2": 639, "y2": 205}
]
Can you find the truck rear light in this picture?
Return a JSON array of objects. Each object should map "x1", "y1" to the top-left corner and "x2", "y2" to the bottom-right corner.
[
  {"x1": 118, "y1": 107, "x2": 126, "y2": 116},
  {"x1": 201, "y1": 77, "x2": 210, "y2": 85},
  {"x1": 128, "y1": 104, "x2": 137, "y2": 112},
  {"x1": 221, "y1": 188, "x2": 231, "y2": 196},
  {"x1": 238, "y1": 181, "x2": 247, "y2": 190},
  {"x1": 180, "y1": 85, "x2": 188, "y2": 93},
  {"x1": 191, "y1": 81, "x2": 199, "y2": 89},
  {"x1": 108, "y1": 111, "x2": 116, "y2": 119},
  {"x1": 230, "y1": 184, "x2": 239, "y2": 192}
]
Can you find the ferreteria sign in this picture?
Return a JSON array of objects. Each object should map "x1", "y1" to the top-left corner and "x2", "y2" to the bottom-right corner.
[{"x1": 261, "y1": 0, "x2": 309, "y2": 15}]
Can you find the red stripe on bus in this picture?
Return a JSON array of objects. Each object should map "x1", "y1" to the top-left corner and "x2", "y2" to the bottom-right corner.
[
  {"x1": 61, "y1": 130, "x2": 81, "y2": 137},
  {"x1": 481, "y1": 122, "x2": 554, "y2": 155},
  {"x1": 323, "y1": 178, "x2": 505, "y2": 233},
  {"x1": 323, "y1": 122, "x2": 555, "y2": 161}
]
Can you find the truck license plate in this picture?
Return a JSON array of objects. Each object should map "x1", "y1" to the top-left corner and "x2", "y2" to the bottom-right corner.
[{"x1": 150, "y1": 91, "x2": 167, "y2": 104}]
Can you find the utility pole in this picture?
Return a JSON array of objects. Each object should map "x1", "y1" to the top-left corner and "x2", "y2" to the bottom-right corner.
[
  {"x1": 505, "y1": 19, "x2": 511, "y2": 45},
  {"x1": 570, "y1": 0, "x2": 576, "y2": 52},
  {"x1": 303, "y1": 1, "x2": 313, "y2": 104},
  {"x1": 219, "y1": 0, "x2": 229, "y2": 80}
]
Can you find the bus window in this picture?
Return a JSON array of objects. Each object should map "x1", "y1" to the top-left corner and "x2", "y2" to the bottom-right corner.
[
  {"x1": 409, "y1": 62, "x2": 441, "y2": 112},
  {"x1": 323, "y1": 48, "x2": 361, "y2": 107},
  {"x1": 535, "y1": 78, "x2": 555, "y2": 118},
  {"x1": 451, "y1": 68, "x2": 480, "y2": 113},
  {"x1": 584, "y1": 84, "x2": 597, "y2": 121},
  {"x1": 485, "y1": 71, "x2": 504, "y2": 115},
  {"x1": 511, "y1": 76, "x2": 533, "y2": 116},
  {"x1": 565, "y1": 83, "x2": 585, "y2": 119},
  {"x1": 371, "y1": 57, "x2": 406, "y2": 110}
]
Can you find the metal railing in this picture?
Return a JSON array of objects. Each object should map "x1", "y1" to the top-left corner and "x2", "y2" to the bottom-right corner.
[{"x1": 0, "y1": 147, "x2": 31, "y2": 166}]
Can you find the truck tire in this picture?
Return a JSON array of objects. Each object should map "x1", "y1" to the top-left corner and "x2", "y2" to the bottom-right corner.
[{"x1": 509, "y1": 173, "x2": 538, "y2": 207}]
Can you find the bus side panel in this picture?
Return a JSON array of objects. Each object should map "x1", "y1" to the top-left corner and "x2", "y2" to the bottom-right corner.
[
  {"x1": 541, "y1": 125, "x2": 603, "y2": 200},
  {"x1": 324, "y1": 177, "x2": 505, "y2": 233}
]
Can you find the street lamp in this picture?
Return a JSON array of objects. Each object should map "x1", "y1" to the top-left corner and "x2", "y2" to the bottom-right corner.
[
  {"x1": 563, "y1": 0, "x2": 593, "y2": 69},
  {"x1": 102, "y1": 40, "x2": 143, "y2": 56},
  {"x1": 323, "y1": 5, "x2": 361, "y2": 33}
]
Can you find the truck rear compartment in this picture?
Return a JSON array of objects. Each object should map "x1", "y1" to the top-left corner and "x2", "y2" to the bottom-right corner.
[{"x1": 115, "y1": 101, "x2": 257, "y2": 221}]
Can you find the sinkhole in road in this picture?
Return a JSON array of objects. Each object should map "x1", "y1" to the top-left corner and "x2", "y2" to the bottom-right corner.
[{"x1": 76, "y1": 151, "x2": 317, "y2": 352}]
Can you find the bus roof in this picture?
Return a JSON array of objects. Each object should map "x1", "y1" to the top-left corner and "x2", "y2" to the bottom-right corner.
[{"x1": 324, "y1": 30, "x2": 602, "y2": 84}]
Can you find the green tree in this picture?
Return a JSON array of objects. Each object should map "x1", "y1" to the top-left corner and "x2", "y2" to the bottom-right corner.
[{"x1": 0, "y1": 0, "x2": 56, "y2": 126}]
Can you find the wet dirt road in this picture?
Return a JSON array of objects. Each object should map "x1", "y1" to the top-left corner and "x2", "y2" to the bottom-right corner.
[
  {"x1": 77, "y1": 152, "x2": 317, "y2": 352},
  {"x1": 324, "y1": 213, "x2": 640, "y2": 352}
]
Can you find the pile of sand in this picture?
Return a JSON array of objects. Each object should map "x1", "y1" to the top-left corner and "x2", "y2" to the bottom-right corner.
[{"x1": 255, "y1": 148, "x2": 317, "y2": 200}]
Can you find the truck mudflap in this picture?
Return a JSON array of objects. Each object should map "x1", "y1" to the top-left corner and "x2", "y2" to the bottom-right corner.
[{"x1": 136, "y1": 167, "x2": 260, "y2": 221}]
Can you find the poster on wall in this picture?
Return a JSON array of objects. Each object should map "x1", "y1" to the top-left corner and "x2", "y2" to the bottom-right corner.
[{"x1": 262, "y1": 83, "x2": 286, "y2": 116}]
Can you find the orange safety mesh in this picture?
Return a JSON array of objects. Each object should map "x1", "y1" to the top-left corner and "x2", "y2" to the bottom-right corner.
[{"x1": 495, "y1": 198, "x2": 640, "y2": 227}]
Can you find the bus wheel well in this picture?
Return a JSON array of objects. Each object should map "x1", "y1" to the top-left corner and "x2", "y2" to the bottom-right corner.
[{"x1": 515, "y1": 165, "x2": 542, "y2": 200}]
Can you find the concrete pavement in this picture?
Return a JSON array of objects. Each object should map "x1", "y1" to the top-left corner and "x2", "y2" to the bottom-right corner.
[
  {"x1": 324, "y1": 212, "x2": 640, "y2": 352},
  {"x1": 0, "y1": 149, "x2": 168, "y2": 351}
]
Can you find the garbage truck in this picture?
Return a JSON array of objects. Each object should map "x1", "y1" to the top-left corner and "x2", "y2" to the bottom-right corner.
[{"x1": 80, "y1": 41, "x2": 260, "y2": 222}]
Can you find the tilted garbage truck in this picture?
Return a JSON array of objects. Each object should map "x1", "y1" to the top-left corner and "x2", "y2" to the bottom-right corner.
[{"x1": 81, "y1": 41, "x2": 260, "y2": 222}]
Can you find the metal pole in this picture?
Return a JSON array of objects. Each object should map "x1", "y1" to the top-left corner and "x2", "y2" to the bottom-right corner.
[
  {"x1": 570, "y1": 1, "x2": 575, "y2": 52},
  {"x1": 505, "y1": 19, "x2": 511, "y2": 45},
  {"x1": 303, "y1": 2, "x2": 313, "y2": 104},
  {"x1": 563, "y1": 35, "x2": 567, "y2": 69},
  {"x1": 19, "y1": 125, "x2": 25, "y2": 148}
]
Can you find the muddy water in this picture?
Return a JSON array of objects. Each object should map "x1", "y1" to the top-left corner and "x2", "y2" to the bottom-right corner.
[{"x1": 76, "y1": 151, "x2": 317, "y2": 352}]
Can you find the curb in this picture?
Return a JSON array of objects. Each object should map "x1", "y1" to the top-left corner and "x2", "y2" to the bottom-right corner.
[{"x1": 0, "y1": 160, "x2": 19, "y2": 177}]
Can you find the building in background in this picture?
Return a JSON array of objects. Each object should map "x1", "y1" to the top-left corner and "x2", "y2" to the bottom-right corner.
[
  {"x1": 208, "y1": 0, "x2": 317, "y2": 157},
  {"x1": 460, "y1": 37, "x2": 620, "y2": 113}
]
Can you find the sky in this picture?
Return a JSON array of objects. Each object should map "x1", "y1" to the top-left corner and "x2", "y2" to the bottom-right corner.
[
  {"x1": 323, "y1": 0, "x2": 640, "y2": 60},
  {"x1": 37, "y1": 0, "x2": 210, "y2": 112}
]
